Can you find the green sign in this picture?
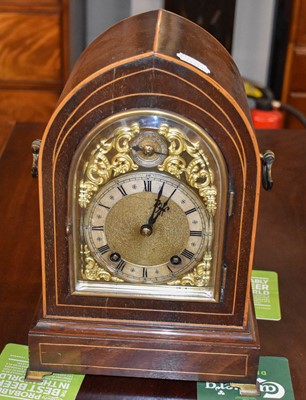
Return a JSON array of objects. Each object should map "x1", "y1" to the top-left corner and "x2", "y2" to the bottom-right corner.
[
  {"x1": 252, "y1": 270, "x2": 281, "y2": 321},
  {"x1": 0, "y1": 344, "x2": 84, "y2": 400},
  {"x1": 197, "y1": 357, "x2": 294, "y2": 399}
]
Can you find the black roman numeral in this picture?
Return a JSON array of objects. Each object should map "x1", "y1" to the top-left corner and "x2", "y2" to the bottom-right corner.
[
  {"x1": 190, "y1": 230, "x2": 202, "y2": 237},
  {"x1": 144, "y1": 180, "x2": 152, "y2": 192},
  {"x1": 167, "y1": 265, "x2": 174, "y2": 273},
  {"x1": 116, "y1": 259, "x2": 126, "y2": 272},
  {"x1": 181, "y1": 249, "x2": 195, "y2": 260},
  {"x1": 98, "y1": 203, "x2": 110, "y2": 210},
  {"x1": 185, "y1": 208, "x2": 196, "y2": 215},
  {"x1": 142, "y1": 268, "x2": 148, "y2": 278},
  {"x1": 92, "y1": 225, "x2": 104, "y2": 231},
  {"x1": 97, "y1": 244, "x2": 110, "y2": 255},
  {"x1": 117, "y1": 185, "x2": 127, "y2": 196}
]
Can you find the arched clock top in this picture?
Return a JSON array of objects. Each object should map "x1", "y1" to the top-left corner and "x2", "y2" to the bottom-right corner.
[{"x1": 40, "y1": 10, "x2": 260, "y2": 181}]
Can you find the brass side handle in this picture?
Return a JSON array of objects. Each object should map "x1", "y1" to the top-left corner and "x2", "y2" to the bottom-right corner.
[
  {"x1": 260, "y1": 150, "x2": 275, "y2": 191},
  {"x1": 31, "y1": 139, "x2": 41, "y2": 178}
]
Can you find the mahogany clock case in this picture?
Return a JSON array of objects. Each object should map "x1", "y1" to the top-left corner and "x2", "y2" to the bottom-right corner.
[{"x1": 28, "y1": 10, "x2": 260, "y2": 385}]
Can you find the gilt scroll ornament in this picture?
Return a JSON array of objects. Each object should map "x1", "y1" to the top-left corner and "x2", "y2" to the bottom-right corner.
[
  {"x1": 78, "y1": 123, "x2": 140, "y2": 208},
  {"x1": 81, "y1": 244, "x2": 124, "y2": 282},
  {"x1": 79, "y1": 120, "x2": 217, "y2": 287}
]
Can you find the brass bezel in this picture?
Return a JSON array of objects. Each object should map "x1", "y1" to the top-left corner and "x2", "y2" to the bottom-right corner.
[{"x1": 67, "y1": 109, "x2": 228, "y2": 302}]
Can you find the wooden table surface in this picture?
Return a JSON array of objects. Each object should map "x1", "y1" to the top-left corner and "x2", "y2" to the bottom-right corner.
[{"x1": 0, "y1": 122, "x2": 305, "y2": 399}]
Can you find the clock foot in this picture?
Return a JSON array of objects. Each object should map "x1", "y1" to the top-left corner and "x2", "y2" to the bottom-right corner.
[
  {"x1": 230, "y1": 382, "x2": 260, "y2": 397},
  {"x1": 25, "y1": 368, "x2": 53, "y2": 382}
]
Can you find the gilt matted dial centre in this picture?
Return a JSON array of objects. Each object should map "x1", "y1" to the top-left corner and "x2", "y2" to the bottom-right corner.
[{"x1": 84, "y1": 172, "x2": 207, "y2": 284}]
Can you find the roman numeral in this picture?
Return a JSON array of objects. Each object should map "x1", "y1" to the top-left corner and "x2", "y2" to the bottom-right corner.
[
  {"x1": 98, "y1": 203, "x2": 110, "y2": 210},
  {"x1": 144, "y1": 180, "x2": 152, "y2": 192},
  {"x1": 117, "y1": 185, "x2": 127, "y2": 196},
  {"x1": 185, "y1": 208, "x2": 196, "y2": 215},
  {"x1": 167, "y1": 265, "x2": 174, "y2": 273},
  {"x1": 142, "y1": 268, "x2": 148, "y2": 278},
  {"x1": 97, "y1": 244, "x2": 110, "y2": 255},
  {"x1": 92, "y1": 225, "x2": 104, "y2": 231},
  {"x1": 181, "y1": 249, "x2": 195, "y2": 260},
  {"x1": 190, "y1": 230, "x2": 202, "y2": 237},
  {"x1": 116, "y1": 259, "x2": 126, "y2": 272}
]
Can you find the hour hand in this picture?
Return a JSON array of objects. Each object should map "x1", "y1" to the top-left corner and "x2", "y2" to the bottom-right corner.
[
  {"x1": 132, "y1": 144, "x2": 167, "y2": 156},
  {"x1": 141, "y1": 185, "x2": 177, "y2": 236},
  {"x1": 149, "y1": 186, "x2": 176, "y2": 225},
  {"x1": 140, "y1": 183, "x2": 164, "y2": 236}
]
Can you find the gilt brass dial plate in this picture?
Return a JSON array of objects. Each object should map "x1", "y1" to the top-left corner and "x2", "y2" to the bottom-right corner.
[{"x1": 68, "y1": 110, "x2": 228, "y2": 302}]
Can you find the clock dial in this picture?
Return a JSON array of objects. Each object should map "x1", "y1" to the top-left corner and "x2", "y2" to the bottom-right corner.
[
  {"x1": 130, "y1": 130, "x2": 168, "y2": 167},
  {"x1": 84, "y1": 172, "x2": 207, "y2": 284},
  {"x1": 69, "y1": 110, "x2": 228, "y2": 301}
]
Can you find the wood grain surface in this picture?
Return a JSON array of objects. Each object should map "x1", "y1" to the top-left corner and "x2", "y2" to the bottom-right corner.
[
  {"x1": 0, "y1": 119, "x2": 15, "y2": 156},
  {"x1": 0, "y1": 122, "x2": 305, "y2": 398},
  {"x1": 0, "y1": 12, "x2": 61, "y2": 83},
  {"x1": 282, "y1": 0, "x2": 306, "y2": 128},
  {"x1": 0, "y1": 0, "x2": 69, "y2": 122},
  {"x1": 0, "y1": 89, "x2": 60, "y2": 122}
]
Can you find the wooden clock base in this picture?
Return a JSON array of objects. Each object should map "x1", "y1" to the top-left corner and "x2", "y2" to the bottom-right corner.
[{"x1": 27, "y1": 302, "x2": 260, "y2": 396}]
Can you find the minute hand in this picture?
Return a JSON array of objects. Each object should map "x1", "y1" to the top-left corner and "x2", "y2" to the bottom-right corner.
[
  {"x1": 147, "y1": 183, "x2": 165, "y2": 226},
  {"x1": 132, "y1": 145, "x2": 167, "y2": 156},
  {"x1": 148, "y1": 187, "x2": 177, "y2": 226}
]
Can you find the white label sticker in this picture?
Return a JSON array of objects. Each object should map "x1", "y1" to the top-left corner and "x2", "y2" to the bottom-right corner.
[{"x1": 176, "y1": 52, "x2": 211, "y2": 74}]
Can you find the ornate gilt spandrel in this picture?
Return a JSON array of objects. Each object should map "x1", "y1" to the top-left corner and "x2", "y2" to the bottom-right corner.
[
  {"x1": 77, "y1": 119, "x2": 217, "y2": 288},
  {"x1": 81, "y1": 244, "x2": 124, "y2": 283},
  {"x1": 157, "y1": 123, "x2": 216, "y2": 287},
  {"x1": 78, "y1": 123, "x2": 140, "y2": 208}
]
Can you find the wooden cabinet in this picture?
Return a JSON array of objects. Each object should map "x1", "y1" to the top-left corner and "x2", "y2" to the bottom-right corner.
[
  {"x1": 0, "y1": 0, "x2": 69, "y2": 122},
  {"x1": 282, "y1": 0, "x2": 306, "y2": 128}
]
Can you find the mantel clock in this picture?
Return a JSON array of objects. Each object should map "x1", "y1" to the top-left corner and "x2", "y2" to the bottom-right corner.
[{"x1": 27, "y1": 10, "x2": 262, "y2": 396}]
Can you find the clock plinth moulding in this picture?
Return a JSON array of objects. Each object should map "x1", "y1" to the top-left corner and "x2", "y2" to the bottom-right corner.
[{"x1": 27, "y1": 10, "x2": 261, "y2": 396}]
